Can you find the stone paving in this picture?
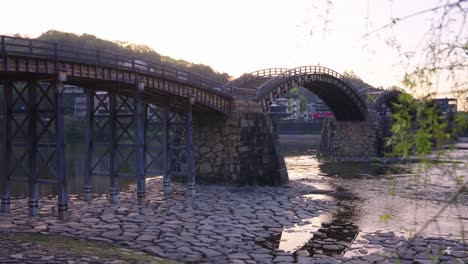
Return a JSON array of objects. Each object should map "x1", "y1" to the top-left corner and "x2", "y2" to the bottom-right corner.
[{"x1": 0, "y1": 177, "x2": 466, "y2": 263}]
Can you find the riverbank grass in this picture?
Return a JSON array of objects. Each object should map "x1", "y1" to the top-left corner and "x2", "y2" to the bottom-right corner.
[{"x1": 2, "y1": 232, "x2": 177, "y2": 264}]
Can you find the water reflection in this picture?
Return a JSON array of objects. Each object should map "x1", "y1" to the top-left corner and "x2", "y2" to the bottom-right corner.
[
  {"x1": 0, "y1": 144, "x2": 158, "y2": 198},
  {"x1": 278, "y1": 194, "x2": 331, "y2": 253},
  {"x1": 267, "y1": 134, "x2": 468, "y2": 258}
]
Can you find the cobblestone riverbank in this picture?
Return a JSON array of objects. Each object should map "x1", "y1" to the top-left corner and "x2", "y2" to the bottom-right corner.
[{"x1": 0, "y1": 177, "x2": 466, "y2": 263}]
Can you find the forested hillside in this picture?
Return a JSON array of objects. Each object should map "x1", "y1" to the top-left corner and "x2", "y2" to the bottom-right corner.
[{"x1": 35, "y1": 30, "x2": 231, "y2": 83}]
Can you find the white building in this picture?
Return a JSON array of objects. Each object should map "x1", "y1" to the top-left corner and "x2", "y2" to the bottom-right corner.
[
  {"x1": 74, "y1": 97, "x2": 87, "y2": 118},
  {"x1": 275, "y1": 96, "x2": 301, "y2": 120}
]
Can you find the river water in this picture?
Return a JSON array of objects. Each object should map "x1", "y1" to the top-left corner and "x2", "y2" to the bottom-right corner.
[
  {"x1": 2, "y1": 134, "x2": 467, "y2": 256},
  {"x1": 278, "y1": 134, "x2": 468, "y2": 255}
]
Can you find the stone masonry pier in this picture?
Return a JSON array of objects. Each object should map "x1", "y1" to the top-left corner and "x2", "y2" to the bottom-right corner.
[
  {"x1": 194, "y1": 100, "x2": 288, "y2": 185},
  {"x1": 319, "y1": 112, "x2": 382, "y2": 159}
]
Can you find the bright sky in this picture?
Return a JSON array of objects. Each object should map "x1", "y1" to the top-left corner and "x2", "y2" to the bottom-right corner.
[{"x1": 1, "y1": 0, "x2": 466, "y2": 105}]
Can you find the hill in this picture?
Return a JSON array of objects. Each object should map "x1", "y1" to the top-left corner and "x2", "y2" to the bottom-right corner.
[{"x1": 35, "y1": 30, "x2": 231, "y2": 83}]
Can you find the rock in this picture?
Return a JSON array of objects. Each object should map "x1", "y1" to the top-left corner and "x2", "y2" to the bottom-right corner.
[
  {"x1": 41, "y1": 256, "x2": 55, "y2": 261},
  {"x1": 199, "y1": 162, "x2": 213, "y2": 174},
  {"x1": 228, "y1": 253, "x2": 251, "y2": 260},
  {"x1": 273, "y1": 255, "x2": 294, "y2": 262},
  {"x1": 136, "y1": 234, "x2": 155, "y2": 241},
  {"x1": 195, "y1": 247, "x2": 222, "y2": 257},
  {"x1": 451, "y1": 251, "x2": 468, "y2": 258},
  {"x1": 10, "y1": 254, "x2": 24, "y2": 259},
  {"x1": 362, "y1": 254, "x2": 386, "y2": 262}
]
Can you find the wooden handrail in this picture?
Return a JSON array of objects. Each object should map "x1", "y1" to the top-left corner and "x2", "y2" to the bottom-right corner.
[{"x1": 0, "y1": 35, "x2": 231, "y2": 95}]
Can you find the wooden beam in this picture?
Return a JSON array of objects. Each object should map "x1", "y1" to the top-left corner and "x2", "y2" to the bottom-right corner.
[
  {"x1": 83, "y1": 89, "x2": 95, "y2": 201},
  {"x1": 1, "y1": 80, "x2": 12, "y2": 213},
  {"x1": 134, "y1": 80, "x2": 146, "y2": 206},
  {"x1": 55, "y1": 70, "x2": 68, "y2": 221}
]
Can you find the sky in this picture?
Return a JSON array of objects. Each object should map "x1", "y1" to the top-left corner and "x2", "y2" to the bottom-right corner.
[{"x1": 1, "y1": 0, "x2": 466, "y2": 106}]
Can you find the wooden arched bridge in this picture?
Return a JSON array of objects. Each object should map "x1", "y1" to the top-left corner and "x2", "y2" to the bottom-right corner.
[
  {"x1": 230, "y1": 67, "x2": 368, "y2": 120},
  {"x1": 0, "y1": 35, "x2": 401, "y2": 220}
]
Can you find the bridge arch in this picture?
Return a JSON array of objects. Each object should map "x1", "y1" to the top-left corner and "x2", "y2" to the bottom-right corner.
[
  {"x1": 234, "y1": 66, "x2": 368, "y2": 121},
  {"x1": 373, "y1": 87, "x2": 407, "y2": 114}
]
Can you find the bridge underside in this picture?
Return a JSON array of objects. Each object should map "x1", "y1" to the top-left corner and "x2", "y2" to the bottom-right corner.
[
  {"x1": 304, "y1": 81, "x2": 366, "y2": 121},
  {"x1": 0, "y1": 55, "x2": 232, "y2": 116},
  {"x1": 0, "y1": 74, "x2": 200, "y2": 220}
]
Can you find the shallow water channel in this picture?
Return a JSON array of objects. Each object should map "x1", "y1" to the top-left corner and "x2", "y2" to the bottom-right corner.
[
  {"x1": 275, "y1": 134, "x2": 468, "y2": 257},
  {"x1": 2, "y1": 134, "x2": 467, "y2": 258}
]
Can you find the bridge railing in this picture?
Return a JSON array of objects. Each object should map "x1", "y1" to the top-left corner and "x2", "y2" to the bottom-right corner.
[
  {"x1": 256, "y1": 66, "x2": 364, "y2": 100},
  {"x1": 0, "y1": 35, "x2": 232, "y2": 95},
  {"x1": 228, "y1": 68, "x2": 289, "y2": 87}
]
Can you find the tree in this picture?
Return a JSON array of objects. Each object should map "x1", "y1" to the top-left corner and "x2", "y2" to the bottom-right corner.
[
  {"x1": 36, "y1": 30, "x2": 231, "y2": 83},
  {"x1": 365, "y1": 0, "x2": 468, "y2": 245},
  {"x1": 313, "y1": 0, "x2": 468, "y2": 252}
]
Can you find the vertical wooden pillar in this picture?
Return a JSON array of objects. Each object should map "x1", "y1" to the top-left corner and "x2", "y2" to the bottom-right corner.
[
  {"x1": 143, "y1": 104, "x2": 149, "y2": 178},
  {"x1": 55, "y1": 70, "x2": 68, "y2": 221},
  {"x1": 162, "y1": 106, "x2": 170, "y2": 194},
  {"x1": 108, "y1": 93, "x2": 118, "y2": 204},
  {"x1": 134, "y1": 80, "x2": 145, "y2": 206},
  {"x1": 27, "y1": 81, "x2": 38, "y2": 217},
  {"x1": 1, "y1": 80, "x2": 12, "y2": 213},
  {"x1": 83, "y1": 90, "x2": 95, "y2": 201},
  {"x1": 186, "y1": 97, "x2": 195, "y2": 196}
]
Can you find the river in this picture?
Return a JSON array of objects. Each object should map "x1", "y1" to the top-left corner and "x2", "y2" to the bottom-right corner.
[
  {"x1": 278, "y1": 134, "x2": 467, "y2": 255},
  {"x1": 2, "y1": 134, "x2": 467, "y2": 257}
]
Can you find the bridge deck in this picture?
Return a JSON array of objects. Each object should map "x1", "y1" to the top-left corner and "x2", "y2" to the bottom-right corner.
[{"x1": 0, "y1": 36, "x2": 233, "y2": 115}]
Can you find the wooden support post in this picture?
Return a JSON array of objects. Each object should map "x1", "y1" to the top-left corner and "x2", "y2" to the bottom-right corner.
[
  {"x1": 162, "y1": 106, "x2": 170, "y2": 194},
  {"x1": 134, "y1": 80, "x2": 145, "y2": 206},
  {"x1": 1, "y1": 80, "x2": 12, "y2": 213},
  {"x1": 143, "y1": 104, "x2": 148, "y2": 177},
  {"x1": 83, "y1": 90, "x2": 95, "y2": 201},
  {"x1": 27, "y1": 81, "x2": 38, "y2": 217},
  {"x1": 55, "y1": 70, "x2": 68, "y2": 221},
  {"x1": 108, "y1": 93, "x2": 118, "y2": 204},
  {"x1": 186, "y1": 97, "x2": 195, "y2": 196}
]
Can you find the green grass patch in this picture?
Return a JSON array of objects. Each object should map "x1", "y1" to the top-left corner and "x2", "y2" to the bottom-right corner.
[{"x1": 2, "y1": 233, "x2": 177, "y2": 264}]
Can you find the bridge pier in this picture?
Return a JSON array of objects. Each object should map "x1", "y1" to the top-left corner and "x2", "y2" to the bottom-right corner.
[
  {"x1": 186, "y1": 98, "x2": 196, "y2": 195},
  {"x1": 108, "y1": 92, "x2": 118, "y2": 204},
  {"x1": 83, "y1": 90, "x2": 94, "y2": 201},
  {"x1": 194, "y1": 100, "x2": 288, "y2": 185},
  {"x1": 319, "y1": 112, "x2": 380, "y2": 159},
  {"x1": 0, "y1": 79, "x2": 11, "y2": 213},
  {"x1": 84, "y1": 87, "x2": 156, "y2": 205},
  {"x1": 134, "y1": 81, "x2": 146, "y2": 206},
  {"x1": 55, "y1": 71, "x2": 68, "y2": 221},
  {"x1": 162, "y1": 106, "x2": 170, "y2": 194},
  {"x1": 0, "y1": 71, "x2": 69, "y2": 219}
]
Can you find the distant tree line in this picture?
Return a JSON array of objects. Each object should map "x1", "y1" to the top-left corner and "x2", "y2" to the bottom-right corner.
[{"x1": 34, "y1": 30, "x2": 231, "y2": 83}]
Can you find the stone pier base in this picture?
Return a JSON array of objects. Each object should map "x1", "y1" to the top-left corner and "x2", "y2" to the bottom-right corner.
[
  {"x1": 319, "y1": 113, "x2": 380, "y2": 159},
  {"x1": 194, "y1": 100, "x2": 288, "y2": 185}
]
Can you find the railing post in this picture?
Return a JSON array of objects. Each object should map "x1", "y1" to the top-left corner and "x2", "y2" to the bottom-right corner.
[
  {"x1": 1, "y1": 36, "x2": 6, "y2": 54},
  {"x1": 53, "y1": 43, "x2": 58, "y2": 60},
  {"x1": 132, "y1": 58, "x2": 135, "y2": 70},
  {"x1": 96, "y1": 50, "x2": 100, "y2": 64},
  {"x1": 28, "y1": 40, "x2": 32, "y2": 54},
  {"x1": 135, "y1": 80, "x2": 146, "y2": 206},
  {"x1": 55, "y1": 69, "x2": 68, "y2": 221}
]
